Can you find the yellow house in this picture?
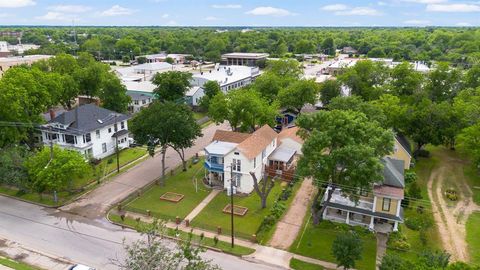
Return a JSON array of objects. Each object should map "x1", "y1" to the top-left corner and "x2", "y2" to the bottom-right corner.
[
  {"x1": 388, "y1": 134, "x2": 412, "y2": 170},
  {"x1": 322, "y1": 157, "x2": 405, "y2": 232}
]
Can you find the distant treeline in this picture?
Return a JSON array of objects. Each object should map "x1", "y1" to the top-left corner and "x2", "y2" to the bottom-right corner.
[{"x1": 1, "y1": 27, "x2": 479, "y2": 66}]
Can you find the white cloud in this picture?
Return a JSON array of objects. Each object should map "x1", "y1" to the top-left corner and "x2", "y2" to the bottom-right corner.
[
  {"x1": 0, "y1": 0, "x2": 35, "y2": 8},
  {"x1": 246, "y1": 6, "x2": 296, "y2": 16},
  {"x1": 162, "y1": 13, "x2": 169, "y2": 19},
  {"x1": 36, "y1": 12, "x2": 72, "y2": 21},
  {"x1": 211, "y1": 4, "x2": 242, "y2": 9},
  {"x1": 456, "y1": 22, "x2": 472, "y2": 26},
  {"x1": 426, "y1": 4, "x2": 480, "y2": 12},
  {"x1": 403, "y1": 19, "x2": 431, "y2": 25},
  {"x1": 100, "y1": 5, "x2": 135, "y2": 16},
  {"x1": 166, "y1": 20, "x2": 177, "y2": 26},
  {"x1": 321, "y1": 4, "x2": 348, "y2": 11},
  {"x1": 335, "y1": 7, "x2": 382, "y2": 16},
  {"x1": 48, "y1": 5, "x2": 91, "y2": 13},
  {"x1": 378, "y1": 1, "x2": 387, "y2": 6},
  {"x1": 204, "y1": 16, "x2": 220, "y2": 21},
  {"x1": 401, "y1": 0, "x2": 447, "y2": 3}
]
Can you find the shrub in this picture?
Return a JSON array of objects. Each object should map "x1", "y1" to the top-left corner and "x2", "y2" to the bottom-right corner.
[
  {"x1": 387, "y1": 231, "x2": 411, "y2": 251},
  {"x1": 405, "y1": 214, "x2": 433, "y2": 231},
  {"x1": 107, "y1": 158, "x2": 114, "y2": 164},
  {"x1": 408, "y1": 182, "x2": 422, "y2": 199},
  {"x1": 416, "y1": 149, "x2": 430, "y2": 158},
  {"x1": 404, "y1": 171, "x2": 418, "y2": 184}
]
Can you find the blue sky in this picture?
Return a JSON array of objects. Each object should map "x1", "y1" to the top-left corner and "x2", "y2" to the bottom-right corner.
[{"x1": 0, "y1": 0, "x2": 479, "y2": 26}]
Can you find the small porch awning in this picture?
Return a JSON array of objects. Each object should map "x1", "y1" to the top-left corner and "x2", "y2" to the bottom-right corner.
[
  {"x1": 268, "y1": 146, "x2": 296, "y2": 163},
  {"x1": 111, "y1": 129, "x2": 129, "y2": 137}
]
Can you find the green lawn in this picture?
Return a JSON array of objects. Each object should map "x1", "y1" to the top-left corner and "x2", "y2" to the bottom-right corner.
[
  {"x1": 290, "y1": 258, "x2": 325, "y2": 270},
  {"x1": 0, "y1": 256, "x2": 41, "y2": 270},
  {"x1": 466, "y1": 212, "x2": 480, "y2": 265},
  {"x1": 98, "y1": 147, "x2": 147, "y2": 175},
  {"x1": 125, "y1": 158, "x2": 210, "y2": 221},
  {"x1": 290, "y1": 220, "x2": 377, "y2": 270},
  {"x1": 191, "y1": 181, "x2": 284, "y2": 240},
  {"x1": 109, "y1": 213, "x2": 255, "y2": 256},
  {"x1": 193, "y1": 111, "x2": 207, "y2": 120}
]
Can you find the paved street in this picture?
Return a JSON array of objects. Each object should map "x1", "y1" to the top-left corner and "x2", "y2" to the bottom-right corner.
[
  {"x1": 0, "y1": 195, "x2": 281, "y2": 270},
  {"x1": 61, "y1": 122, "x2": 230, "y2": 219}
]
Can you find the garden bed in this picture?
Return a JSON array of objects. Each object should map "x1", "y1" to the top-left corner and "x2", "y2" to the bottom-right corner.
[
  {"x1": 160, "y1": 192, "x2": 185, "y2": 203},
  {"x1": 222, "y1": 204, "x2": 248, "y2": 216}
]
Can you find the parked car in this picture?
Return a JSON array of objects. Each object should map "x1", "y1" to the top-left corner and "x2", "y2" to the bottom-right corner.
[{"x1": 69, "y1": 264, "x2": 96, "y2": 270}]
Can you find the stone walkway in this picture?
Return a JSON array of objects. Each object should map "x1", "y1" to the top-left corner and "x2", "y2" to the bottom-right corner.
[
  {"x1": 184, "y1": 189, "x2": 221, "y2": 222},
  {"x1": 269, "y1": 178, "x2": 315, "y2": 249},
  {"x1": 375, "y1": 233, "x2": 388, "y2": 269}
]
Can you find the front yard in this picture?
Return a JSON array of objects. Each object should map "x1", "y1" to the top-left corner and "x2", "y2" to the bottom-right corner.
[
  {"x1": 124, "y1": 157, "x2": 210, "y2": 221},
  {"x1": 191, "y1": 181, "x2": 285, "y2": 240},
  {"x1": 290, "y1": 220, "x2": 377, "y2": 270},
  {"x1": 0, "y1": 146, "x2": 147, "y2": 206},
  {"x1": 0, "y1": 256, "x2": 41, "y2": 270}
]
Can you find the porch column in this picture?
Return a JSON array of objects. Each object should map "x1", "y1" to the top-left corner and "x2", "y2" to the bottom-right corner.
[
  {"x1": 393, "y1": 221, "x2": 399, "y2": 232},
  {"x1": 372, "y1": 196, "x2": 377, "y2": 212},
  {"x1": 369, "y1": 216, "x2": 374, "y2": 230},
  {"x1": 322, "y1": 208, "x2": 327, "y2": 219},
  {"x1": 346, "y1": 211, "x2": 350, "y2": 225}
]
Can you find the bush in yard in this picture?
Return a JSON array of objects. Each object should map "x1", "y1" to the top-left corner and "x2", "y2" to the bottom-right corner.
[
  {"x1": 416, "y1": 149, "x2": 430, "y2": 158},
  {"x1": 408, "y1": 182, "x2": 422, "y2": 199},
  {"x1": 387, "y1": 231, "x2": 411, "y2": 251},
  {"x1": 421, "y1": 250, "x2": 451, "y2": 269},
  {"x1": 380, "y1": 254, "x2": 408, "y2": 270},
  {"x1": 404, "y1": 171, "x2": 418, "y2": 184},
  {"x1": 332, "y1": 231, "x2": 363, "y2": 270}
]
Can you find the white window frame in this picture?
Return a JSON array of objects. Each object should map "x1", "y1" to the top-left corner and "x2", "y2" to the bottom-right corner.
[
  {"x1": 382, "y1": 198, "x2": 391, "y2": 212},
  {"x1": 232, "y1": 159, "x2": 241, "y2": 172}
]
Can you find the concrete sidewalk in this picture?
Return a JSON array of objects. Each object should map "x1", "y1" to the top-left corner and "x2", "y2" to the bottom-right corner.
[
  {"x1": 120, "y1": 210, "x2": 338, "y2": 270},
  {"x1": 184, "y1": 189, "x2": 221, "y2": 222},
  {"x1": 0, "y1": 238, "x2": 72, "y2": 270}
]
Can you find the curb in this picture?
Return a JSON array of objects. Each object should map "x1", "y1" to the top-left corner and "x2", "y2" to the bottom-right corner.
[{"x1": 105, "y1": 210, "x2": 244, "y2": 257}]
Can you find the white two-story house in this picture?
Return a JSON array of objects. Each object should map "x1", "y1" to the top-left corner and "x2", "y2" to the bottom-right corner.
[
  {"x1": 204, "y1": 125, "x2": 279, "y2": 194},
  {"x1": 41, "y1": 104, "x2": 131, "y2": 159}
]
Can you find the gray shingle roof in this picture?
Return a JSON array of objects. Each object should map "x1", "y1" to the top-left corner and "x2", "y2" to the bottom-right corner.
[
  {"x1": 128, "y1": 92, "x2": 152, "y2": 101},
  {"x1": 382, "y1": 157, "x2": 405, "y2": 188},
  {"x1": 49, "y1": 104, "x2": 130, "y2": 134},
  {"x1": 395, "y1": 133, "x2": 412, "y2": 156}
]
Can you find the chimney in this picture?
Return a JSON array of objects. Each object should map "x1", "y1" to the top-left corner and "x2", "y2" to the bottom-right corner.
[{"x1": 49, "y1": 109, "x2": 56, "y2": 120}]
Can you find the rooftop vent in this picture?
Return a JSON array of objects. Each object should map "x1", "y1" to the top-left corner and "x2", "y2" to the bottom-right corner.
[{"x1": 97, "y1": 119, "x2": 103, "y2": 124}]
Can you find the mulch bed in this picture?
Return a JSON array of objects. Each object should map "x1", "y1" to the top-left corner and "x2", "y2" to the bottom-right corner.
[
  {"x1": 160, "y1": 192, "x2": 185, "y2": 203},
  {"x1": 222, "y1": 204, "x2": 248, "y2": 216}
]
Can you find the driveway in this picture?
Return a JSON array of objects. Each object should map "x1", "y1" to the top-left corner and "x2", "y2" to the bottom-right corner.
[
  {"x1": 60, "y1": 122, "x2": 230, "y2": 220},
  {"x1": 269, "y1": 178, "x2": 315, "y2": 249}
]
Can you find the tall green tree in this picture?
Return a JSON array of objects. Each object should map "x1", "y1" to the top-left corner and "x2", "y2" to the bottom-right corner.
[
  {"x1": 278, "y1": 79, "x2": 318, "y2": 114},
  {"x1": 0, "y1": 146, "x2": 31, "y2": 190},
  {"x1": 208, "y1": 90, "x2": 278, "y2": 132},
  {"x1": 199, "y1": 81, "x2": 221, "y2": 111},
  {"x1": 322, "y1": 37, "x2": 336, "y2": 56},
  {"x1": 338, "y1": 60, "x2": 388, "y2": 101},
  {"x1": 319, "y1": 80, "x2": 341, "y2": 107},
  {"x1": 425, "y1": 62, "x2": 461, "y2": 102},
  {"x1": 297, "y1": 110, "x2": 393, "y2": 224},
  {"x1": 130, "y1": 102, "x2": 202, "y2": 182},
  {"x1": 25, "y1": 146, "x2": 91, "y2": 196},
  {"x1": 389, "y1": 61, "x2": 423, "y2": 97},
  {"x1": 99, "y1": 76, "x2": 131, "y2": 113},
  {"x1": 328, "y1": 96, "x2": 387, "y2": 127},
  {"x1": 464, "y1": 65, "x2": 480, "y2": 89},
  {"x1": 332, "y1": 232, "x2": 363, "y2": 270},
  {"x1": 266, "y1": 59, "x2": 302, "y2": 80},
  {"x1": 152, "y1": 71, "x2": 193, "y2": 102}
]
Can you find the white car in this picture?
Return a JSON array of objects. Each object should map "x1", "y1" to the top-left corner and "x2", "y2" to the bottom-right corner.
[{"x1": 69, "y1": 264, "x2": 96, "y2": 270}]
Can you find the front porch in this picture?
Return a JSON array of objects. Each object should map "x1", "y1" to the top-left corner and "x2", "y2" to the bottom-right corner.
[
  {"x1": 323, "y1": 206, "x2": 398, "y2": 233},
  {"x1": 204, "y1": 171, "x2": 224, "y2": 189},
  {"x1": 266, "y1": 146, "x2": 297, "y2": 181}
]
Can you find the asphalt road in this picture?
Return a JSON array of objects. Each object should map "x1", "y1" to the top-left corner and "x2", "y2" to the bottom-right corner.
[{"x1": 0, "y1": 195, "x2": 280, "y2": 270}]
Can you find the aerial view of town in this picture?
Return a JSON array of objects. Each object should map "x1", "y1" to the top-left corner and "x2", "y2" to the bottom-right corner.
[{"x1": 0, "y1": 1, "x2": 479, "y2": 270}]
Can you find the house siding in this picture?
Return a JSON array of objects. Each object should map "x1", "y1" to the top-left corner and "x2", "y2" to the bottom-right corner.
[
  {"x1": 375, "y1": 196, "x2": 400, "y2": 216},
  {"x1": 388, "y1": 140, "x2": 411, "y2": 169}
]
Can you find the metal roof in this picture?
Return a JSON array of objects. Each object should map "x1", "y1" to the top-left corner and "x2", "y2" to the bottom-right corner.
[
  {"x1": 205, "y1": 141, "x2": 238, "y2": 155},
  {"x1": 268, "y1": 146, "x2": 296, "y2": 163}
]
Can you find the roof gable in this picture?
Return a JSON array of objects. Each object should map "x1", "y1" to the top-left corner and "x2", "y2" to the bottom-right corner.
[
  {"x1": 382, "y1": 157, "x2": 405, "y2": 188},
  {"x1": 395, "y1": 134, "x2": 412, "y2": 157},
  {"x1": 278, "y1": 126, "x2": 303, "y2": 144},
  {"x1": 237, "y1": 125, "x2": 277, "y2": 159}
]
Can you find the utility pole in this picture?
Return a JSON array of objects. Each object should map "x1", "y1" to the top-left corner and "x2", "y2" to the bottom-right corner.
[
  {"x1": 230, "y1": 163, "x2": 234, "y2": 248},
  {"x1": 115, "y1": 114, "x2": 120, "y2": 173}
]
